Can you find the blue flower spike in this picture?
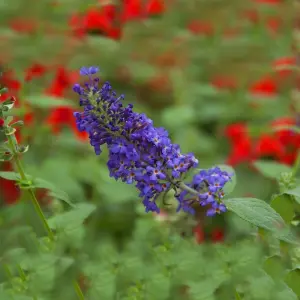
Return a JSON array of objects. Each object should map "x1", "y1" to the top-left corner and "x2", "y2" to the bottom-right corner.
[{"x1": 73, "y1": 67, "x2": 232, "y2": 216}]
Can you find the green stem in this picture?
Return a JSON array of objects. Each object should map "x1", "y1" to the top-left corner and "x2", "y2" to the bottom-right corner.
[
  {"x1": 74, "y1": 280, "x2": 85, "y2": 300},
  {"x1": 17, "y1": 265, "x2": 26, "y2": 281},
  {"x1": 177, "y1": 181, "x2": 200, "y2": 196},
  {"x1": 6, "y1": 132, "x2": 55, "y2": 240},
  {"x1": 6, "y1": 131, "x2": 85, "y2": 299}
]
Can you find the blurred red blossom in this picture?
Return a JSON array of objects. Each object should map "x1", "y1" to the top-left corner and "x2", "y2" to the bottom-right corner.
[
  {"x1": 25, "y1": 63, "x2": 48, "y2": 82},
  {"x1": 0, "y1": 162, "x2": 20, "y2": 205},
  {"x1": 211, "y1": 228, "x2": 225, "y2": 243},
  {"x1": 69, "y1": 0, "x2": 165, "y2": 39},
  {"x1": 225, "y1": 117, "x2": 300, "y2": 167},
  {"x1": 9, "y1": 18, "x2": 38, "y2": 34},
  {"x1": 193, "y1": 225, "x2": 205, "y2": 244},
  {"x1": 249, "y1": 76, "x2": 277, "y2": 96}
]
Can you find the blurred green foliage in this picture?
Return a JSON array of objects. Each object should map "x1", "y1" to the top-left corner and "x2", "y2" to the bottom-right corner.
[{"x1": 0, "y1": 0, "x2": 299, "y2": 299}]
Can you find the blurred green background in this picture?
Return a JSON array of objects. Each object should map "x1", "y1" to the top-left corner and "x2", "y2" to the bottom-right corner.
[{"x1": 0, "y1": 1, "x2": 299, "y2": 298}]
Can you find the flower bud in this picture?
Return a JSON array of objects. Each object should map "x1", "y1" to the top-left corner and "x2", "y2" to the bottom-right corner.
[
  {"x1": 18, "y1": 145, "x2": 29, "y2": 154},
  {"x1": 10, "y1": 96, "x2": 16, "y2": 103},
  {"x1": 279, "y1": 172, "x2": 296, "y2": 191},
  {"x1": 11, "y1": 120, "x2": 24, "y2": 128}
]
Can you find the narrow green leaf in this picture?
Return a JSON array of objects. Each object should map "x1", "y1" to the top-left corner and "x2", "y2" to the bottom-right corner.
[
  {"x1": 0, "y1": 171, "x2": 23, "y2": 180},
  {"x1": 5, "y1": 116, "x2": 13, "y2": 125},
  {"x1": 34, "y1": 178, "x2": 75, "y2": 207},
  {"x1": 253, "y1": 160, "x2": 292, "y2": 179}
]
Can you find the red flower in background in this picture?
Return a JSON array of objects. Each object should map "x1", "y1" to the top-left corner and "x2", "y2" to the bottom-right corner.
[
  {"x1": 254, "y1": 0, "x2": 281, "y2": 3},
  {"x1": 193, "y1": 225, "x2": 205, "y2": 244},
  {"x1": 25, "y1": 63, "x2": 48, "y2": 82},
  {"x1": 225, "y1": 123, "x2": 253, "y2": 166},
  {"x1": 211, "y1": 76, "x2": 237, "y2": 90},
  {"x1": 69, "y1": 0, "x2": 165, "y2": 39},
  {"x1": 249, "y1": 76, "x2": 277, "y2": 96},
  {"x1": 253, "y1": 134, "x2": 285, "y2": 160},
  {"x1": 273, "y1": 57, "x2": 295, "y2": 77},
  {"x1": 45, "y1": 67, "x2": 88, "y2": 140},
  {"x1": 187, "y1": 20, "x2": 214, "y2": 36},
  {"x1": 0, "y1": 162, "x2": 20, "y2": 205},
  {"x1": 9, "y1": 18, "x2": 38, "y2": 34},
  {"x1": 146, "y1": 0, "x2": 165, "y2": 15},
  {"x1": 225, "y1": 117, "x2": 300, "y2": 167},
  {"x1": 193, "y1": 225, "x2": 225, "y2": 244},
  {"x1": 211, "y1": 228, "x2": 225, "y2": 243}
]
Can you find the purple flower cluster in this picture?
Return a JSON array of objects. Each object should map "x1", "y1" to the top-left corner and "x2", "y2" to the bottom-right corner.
[
  {"x1": 176, "y1": 167, "x2": 231, "y2": 216},
  {"x1": 73, "y1": 67, "x2": 231, "y2": 215}
]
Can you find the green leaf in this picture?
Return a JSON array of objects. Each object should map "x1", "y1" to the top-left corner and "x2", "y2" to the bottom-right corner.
[
  {"x1": 25, "y1": 95, "x2": 76, "y2": 109},
  {"x1": 47, "y1": 203, "x2": 96, "y2": 230},
  {"x1": 0, "y1": 172, "x2": 74, "y2": 207},
  {"x1": 27, "y1": 157, "x2": 85, "y2": 202},
  {"x1": 97, "y1": 168, "x2": 138, "y2": 203},
  {"x1": 33, "y1": 178, "x2": 75, "y2": 207},
  {"x1": 224, "y1": 197, "x2": 286, "y2": 233},
  {"x1": 253, "y1": 160, "x2": 292, "y2": 180},
  {"x1": 88, "y1": 268, "x2": 116, "y2": 299},
  {"x1": 274, "y1": 283, "x2": 298, "y2": 300},
  {"x1": 271, "y1": 194, "x2": 295, "y2": 223},
  {"x1": 263, "y1": 255, "x2": 285, "y2": 280},
  {"x1": 48, "y1": 190, "x2": 74, "y2": 207},
  {"x1": 146, "y1": 274, "x2": 171, "y2": 300},
  {"x1": 247, "y1": 273, "x2": 274, "y2": 299},
  {"x1": 188, "y1": 277, "x2": 223, "y2": 300},
  {"x1": 285, "y1": 268, "x2": 300, "y2": 298},
  {"x1": 21, "y1": 253, "x2": 58, "y2": 271},
  {"x1": 274, "y1": 229, "x2": 299, "y2": 245},
  {"x1": 0, "y1": 171, "x2": 22, "y2": 181},
  {"x1": 161, "y1": 105, "x2": 196, "y2": 130},
  {"x1": 286, "y1": 187, "x2": 300, "y2": 200}
]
